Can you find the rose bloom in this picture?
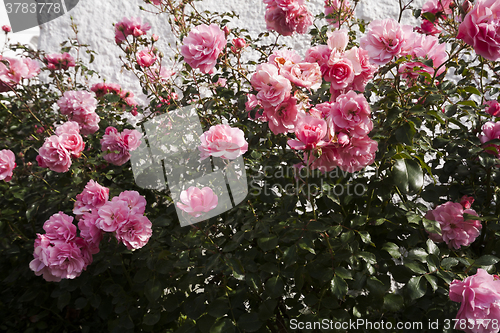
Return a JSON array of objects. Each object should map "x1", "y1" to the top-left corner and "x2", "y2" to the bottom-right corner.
[
  {"x1": 264, "y1": 97, "x2": 301, "y2": 134},
  {"x1": 457, "y1": 0, "x2": 500, "y2": 61},
  {"x1": 78, "y1": 211, "x2": 103, "y2": 254},
  {"x1": 176, "y1": 186, "x2": 219, "y2": 217},
  {"x1": 265, "y1": 1, "x2": 313, "y2": 36},
  {"x1": 327, "y1": 29, "x2": 349, "y2": 52},
  {"x1": 136, "y1": 48, "x2": 157, "y2": 67},
  {"x1": 73, "y1": 180, "x2": 110, "y2": 216},
  {"x1": 422, "y1": 0, "x2": 453, "y2": 16},
  {"x1": 37, "y1": 135, "x2": 72, "y2": 173},
  {"x1": 100, "y1": 127, "x2": 131, "y2": 166},
  {"x1": 425, "y1": 201, "x2": 482, "y2": 250},
  {"x1": 0, "y1": 149, "x2": 16, "y2": 182},
  {"x1": 324, "y1": 0, "x2": 351, "y2": 27},
  {"x1": 121, "y1": 129, "x2": 142, "y2": 151},
  {"x1": 145, "y1": 65, "x2": 175, "y2": 83},
  {"x1": 479, "y1": 121, "x2": 500, "y2": 156},
  {"x1": 251, "y1": 64, "x2": 292, "y2": 107},
  {"x1": 70, "y1": 112, "x2": 100, "y2": 135},
  {"x1": 269, "y1": 49, "x2": 302, "y2": 69},
  {"x1": 112, "y1": 190, "x2": 147, "y2": 215},
  {"x1": 96, "y1": 199, "x2": 130, "y2": 232},
  {"x1": 180, "y1": 23, "x2": 227, "y2": 74},
  {"x1": 360, "y1": 18, "x2": 414, "y2": 65},
  {"x1": 232, "y1": 38, "x2": 247, "y2": 50},
  {"x1": 43, "y1": 212, "x2": 77, "y2": 243},
  {"x1": 0, "y1": 57, "x2": 29, "y2": 89},
  {"x1": 2, "y1": 25, "x2": 11, "y2": 32},
  {"x1": 486, "y1": 100, "x2": 500, "y2": 117},
  {"x1": 288, "y1": 115, "x2": 328, "y2": 150},
  {"x1": 44, "y1": 53, "x2": 75, "y2": 71},
  {"x1": 343, "y1": 47, "x2": 378, "y2": 92},
  {"x1": 91, "y1": 82, "x2": 122, "y2": 97},
  {"x1": 328, "y1": 90, "x2": 373, "y2": 138},
  {"x1": 460, "y1": 195, "x2": 475, "y2": 209},
  {"x1": 115, "y1": 17, "x2": 151, "y2": 43},
  {"x1": 280, "y1": 62, "x2": 322, "y2": 90},
  {"x1": 324, "y1": 55, "x2": 355, "y2": 90},
  {"x1": 54, "y1": 121, "x2": 84, "y2": 158},
  {"x1": 334, "y1": 135, "x2": 378, "y2": 173},
  {"x1": 57, "y1": 90, "x2": 97, "y2": 117},
  {"x1": 198, "y1": 124, "x2": 248, "y2": 160},
  {"x1": 304, "y1": 45, "x2": 332, "y2": 77},
  {"x1": 417, "y1": 19, "x2": 442, "y2": 36},
  {"x1": 115, "y1": 214, "x2": 152, "y2": 250},
  {"x1": 449, "y1": 269, "x2": 500, "y2": 333}
]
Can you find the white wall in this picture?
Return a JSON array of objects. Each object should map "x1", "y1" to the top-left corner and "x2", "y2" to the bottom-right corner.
[{"x1": 37, "y1": 0, "x2": 426, "y2": 105}]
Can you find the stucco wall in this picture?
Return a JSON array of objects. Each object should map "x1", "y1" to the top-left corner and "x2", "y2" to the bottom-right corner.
[{"x1": 38, "y1": 0, "x2": 426, "y2": 105}]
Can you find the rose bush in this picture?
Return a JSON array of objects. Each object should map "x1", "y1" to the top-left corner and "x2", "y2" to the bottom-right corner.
[{"x1": 2, "y1": 0, "x2": 500, "y2": 332}]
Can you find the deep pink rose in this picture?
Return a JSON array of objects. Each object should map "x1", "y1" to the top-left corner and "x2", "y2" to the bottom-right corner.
[
  {"x1": 417, "y1": 19, "x2": 442, "y2": 35},
  {"x1": 91, "y1": 82, "x2": 122, "y2": 97},
  {"x1": 78, "y1": 211, "x2": 102, "y2": 254},
  {"x1": 180, "y1": 24, "x2": 227, "y2": 74},
  {"x1": 460, "y1": 195, "x2": 475, "y2": 209},
  {"x1": 480, "y1": 121, "x2": 500, "y2": 156},
  {"x1": 96, "y1": 200, "x2": 130, "y2": 232},
  {"x1": 328, "y1": 90, "x2": 373, "y2": 138},
  {"x1": 2, "y1": 25, "x2": 11, "y2": 32},
  {"x1": 121, "y1": 129, "x2": 142, "y2": 151},
  {"x1": 449, "y1": 269, "x2": 500, "y2": 333},
  {"x1": 113, "y1": 190, "x2": 147, "y2": 215},
  {"x1": 486, "y1": 100, "x2": 500, "y2": 117},
  {"x1": 288, "y1": 115, "x2": 328, "y2": 150},
  {"x1": 43, "y1": 212, "x2": 76, "y2": 243},
  {"x1": 334, "y1": 135, "x2": 378, "y2": 173},
  {"x1": 0, "y1": 149, "x2": 16, "y2": 182},
  {"x1": 422, "y1": 0, "x2": 453, "y2": 15},
  {"x1": 136, "y1": 48, "x2": 157, "y2": 67},
  {"x1": 360, "y1": 18, "x2": 414, "y2": 65},
  {"x1": 73, "y1": 180, "x2": 110, "y2": 216},
  {"x1": 100, "y1": 127, "x2": 131, "y2": 166},
  {"x1": 425, "y1": 201, "x2": 482, "y2": 250},
  {"x1": 115, "y1": 17, "x2": 151, "y2": 43},
  {"x1": 37, "y1": 135, "x2": 72, "y2": 173},
  {"x1": 265, "y1": 1, "x2": 313, "y2": 36},
  {"x1": 198, "y1": 124, "x2": 248, "y2": 160},
  {"x1": 232, "y1": 38, "x2": 247, "y2": 50},
  {"x1": 457, "y1": 0, "x2": 500, "y2": 61},
  {"x1": 324, "y1": 55, "x2": 355, "y2": 89},
  {"x1": 115, "y1": 214, "x2": 152, "y2": 250},
  {"x1": 280, "y1": 62, "x2": 322, "y2": 90},
  {"x1": 176, "y1": 186, "x2": 219, "y2": 217},
  {"x1": 44, "y1": 53, "x2": 75, "y2": 71},
  {"x1": 264, "y1": 97, "x2": 300, "y2": 134},
  {"x1": 310, "y1": 144, "x2": 340, "y2": 173}
]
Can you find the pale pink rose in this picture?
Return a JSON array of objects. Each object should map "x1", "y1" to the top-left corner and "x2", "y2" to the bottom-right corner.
[
  {"x1": 486, "y1": 100, "x2": 500, "y2": 117},
  {"x1": 288, "y1": 115, "x2": 328, "y2": 150},
  {"x1": 78, "y1": 211, "x2": 102, "y2": 254},
  {"x1": 145, "y1": 65, "x2": 175, "y2": 83},
  {"x1": 457, "y1": 0, "x2": 500, "y2": 61},
  {"x1": 136, "y1": 48, "x2": 157, "y2": 67},
  {"x1": 176, "y1": 186, "x2": 219, "y2": 217},
  {"x1": 264, "y1": 97, "x2": 300, "y2": 134},
  {"x1": 0, "y1": 149, "x2": 16, "y2": 182},
  {"x1": 425, "y1": 201, "x2": 482, "y2": 250},
  {"x1": 304, "y1": 45, "x2": 332, "y2": 77},
  {"x1": 480, "y1": 121, "x2": 500, "y2": 156},
  {"x1": 115, "y1": 214, "x2": 152, "y2": 250},
  {"x1": 250, "y1": 63, "x2": 279, "y2": 90},
  {"x1": 333, "y1": 135, "x2": 378, "y2": 173},
  {"x1": 214, "y1": 78, "x2": 227, "y2": 87},
  {"x1": 121, "y1": 129, "x2": 142, "y2": 151},
  {"x1": 246, "y1": 94, "x2": 267, "y2": 121},
  {"x1": 422, "y1": 0, "x2": 453, "y2": 15},
  {"x1": 417, "y1": 19, "x2": 442, "y2": 35},
  {"x1": 327, "y1": 29, "x2": 349, "y2": 52},
  {"x1": 73, "y1": 180, "x2": 110, "y2": 216},
  {"x1": 310, "y1": 144, "x2": 340, "y2": 173},
  {"x1": 22, "y1": 58, "x2": 40, "y2": 79},
  {"x1": 55, "y1": 122, "x2": 84, "y2": 158},
  {"x1": 55, "y1": 121, "x2": 80, "y2": 136},
  {"x1": 449, "y1": 269, "x2": 500, "y2": 333},
  {"x1": 70, "y1": 112, "x2": 100, "y2": 135},
  {"x1": 344, "y1": 47, "x2": 378, "y2": 91},
  {"x1": 324, "y1": 0, "x2": 352, "y2": 27},
  {"x1": 44, "y1": 53, "x2": 75, "y2": 71},
  {"x1": 113, "y1": 191, "x2": 147, "y2": 215},
  {"x1": 37, "y1": 135, "x2": 72, "y2": 173},
  {"x1": 57, "y1": 91, "x2": 97, "y2": 117},
  {"x1": 96, "y1": 200, "x2": 130, "y2": 232},
  {"x1": 256, "y1": 73, "x2": 292, "y2": 108},
  {"x1": 280, "y1": 62, "x2": 322, "y2": 90},
  {"x1": 329, "y1": 90, "x2": 373, "y2": 138},
  {"x1": 115, "y1": 17, "x2": 151, "y2": 43},
  {"x1": 0, "y1": 57, "x2": 29, "y2": 88},
  {"x1": 43, "y1": 212, "x2": 76, "y2": 243},
  {"x1": 198, "y1": 124, "x2": 248, "y2": 160},
  {"x1": 360, "y1": 18, "x2": 414, "y2": 65},
  {"x1": 460, "y1": 195, "x2": 475, "y2": 209},
  {"x1": 325, "y1": 55, "x2": 355, "y2": 90},
  {"x1": 180, "y1": 24, "x2": 227, "y2": 74}
]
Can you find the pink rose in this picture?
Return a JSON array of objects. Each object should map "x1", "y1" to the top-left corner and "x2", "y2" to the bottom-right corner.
[
  {"x1": 70, "y1": 112, "x2": 100, "y2": 135},
  {"x1": 327, "y1": 29, "x2": 349, "y2": 52},
  {"x1": 422, "y1": 0, "x2": 453, "y2": 16},
  {"x1": 232, "y1": 38, "x2": 247, "y2": 50},
  {"x1": 115, "y1": 214, "x2": 152, "y2": 250},
  {"x1": 269, "y1": 49, "x2": 302, "y2": 69},
  {"x1": 360, "y1": 18, "x2": 414, "y2": 65},
  {"x1": 55, "y1": 122, "x2": 84, "y2": 158},
  {"x1": 425, "y1": 201, "x2": 482, "y2": 250},
  {"x1": 73, "y1": 180, "x2": 110, "y2": 216},
  {"x1": 145, "y1": 65, "x2": 175, "y2": 83},
  {"x1": 334, "y1": 136, "x2": 378, "y2": 173},
  {"x1": 328, "y1": 90, "x2": 373, "y2": 138},
  {"x1": 55, "y1": 121, "x2": 80, "y2": 136},
  {"x1": 457, "y1": 0, "x2": 500, "y2": 61},
  {"x1": 265, "y1": 1, "x2": 313, "y2": 36},
  {"x1": 480, "y1": 121, "x2": 500, "y2": 156},
  {"x1": 57, "y1": 91, "x2": 97, "y2": 117},
  {"x1": 136, "y1": 48, "x2": 157, "y2": 67},
  {"x1": 251, "y1": 63, "x2": 292, "y2": 107},
  {"x1": 280, "y1": 62, "x2": 322, "y2": 90},
  {"x1": 37, "y1": 135, "x2": 72, "y2": 173},
  {"x1": 417, "y1": 19, "x2": 442, "y2": 35},
  {"x1": 0, "y1": 149, "x2": 16, "y2": 182},
  {"x1": 121, "y1": 129, "x2": 142, "y2": 151},
  {"x1": 264, "y1": 97, "x2": 300, "y2": 134},
  {"x1": 176, "y1": 186, "x2": 219, "y2": 217},
  {"x1": 113, "y1": 190, "x2": 147, "y2": 215},
  {"x1": 486, "y1": 100, "x2": 500, "y2": 117},
  {"x1": 449, "y1": 269, "x2": 500, "y2": 333},
  {"x1": 2, "y1": 25, "x2": 11, "y2": 32},
  {"x1": 100, "y1": 127, "x2": 131, "y2": 166},
  {"x1": 43, "y1": 212, "x2": 77, "y2": 243},
  {"x1": 44, "y1": 53, "x2": 75, "y2": 71},
  {"x1": 325, "y1": 55, "x2": 355, "y2": 90},
  {"x1": 198, "y1": 124, "x2": 248, "y2": 160},
  {"x1": 91, "y1": 82, "x2": 122, "y2": 97},
  {"x1": 115, "y1": 17, "x2": 151, "y2": 43},
  {"x1": 78, "y1": 211, "x2": 102, "y2": 254},
  {"x1": 460, "y1": 195, "x2": 475, "y2": 209},
  {"x1": 324, "y1": 0, "x2": 352, "y2": 28},
  {"x1": 0, "y1": 57, "x2": 29, "y2": 88},
  {"x1": 288, "y1": 115, "x2": 328, "y2": 150},
  {"x1": 96, "y1": 200, "x2": 130, "y2": 232},
  {"x1": 180, "y1": 24, "x2": 227, "y2": 74},
  {"x1": 23, "y1": 58, "x2": 40, "y2": 79},
  {"x1": 343, "y1": 47, "x2": 378, "y2": 92}
]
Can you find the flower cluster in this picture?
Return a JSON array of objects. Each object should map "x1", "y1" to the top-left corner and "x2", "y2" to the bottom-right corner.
[
  {"x1": 0, "y1": 149, "x2": 16, "y2": 182},
  {"x1": 480, "y1": 121, "x2": 500, "y2": 157},
  {"x1": 115, "y1": 17, "x2": 151, "y2": 44},
  {"x1": 449, "y1": 269, "x2": 500, "y2": 333},
  {"x1": 91, "y1": 82, "x2": 138, "y2": 114},
  {"x1": 44, "y1": 53, "x2": 76, "y2": 71},
  {"x1": 0, "y1": 56, "x2": 40, "y2": 92},
  {"x1": 100, "y1": 126, "x2": 142, "y2": 166},
  {"x1": 425, "y1": 200, "x2": 482, "y2": 250},
  {"x1": 176, "y1": 186, "x2": 219, "y2": 217},
  {"x1": 198, "y1": 124, "x2": 248, "y2": 161},
  {"x1": 418, "y1": 0, "x2": 454, "y2": 35},
  {"x1": 57, "y1": 90, "x2": 100, "y2": 135},
  {"x1": 263, "y1": 0, "x2": 313, "y2": 36},
  {"x1": 36, "y1": 121, "x2": 85, "y2": 173},
  {"x1": 180, "y1": 23, "x2": 227, "y2": 74}
]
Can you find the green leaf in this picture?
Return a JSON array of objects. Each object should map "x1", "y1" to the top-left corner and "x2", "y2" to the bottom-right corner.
[
  {"x1": 405, "y1": 261, "x2": 427, "y2": 274},
  {"x1": 57, "y1": 292, "x2": 71, "y2": 311},
  {"x1": 441, "y1": 257, "x2": 459, "y2": 269},
  {"x1": 358, "y1": 231, "x2": 373, "y2": 245},
  {"x1": 335, "y1": 267, "x2": 353, "y2": 280},
  {"x1": 265, "y1": 276, "x2": 284, "y2": 298},
  {"x1": 210, "y1": 318, "x2": 235, "y2": 333},
  {"x1": 358, "y1": 251, "x2": 377, "y2": 264},
  {"x1": 208, "y1": 298, "x2": 230, "y2": 318},
  {"x1": 424, "y1": 275, "x2": 439, "y2": 292},
  {"x1": 331, "y1": 275, "x2": 348, "y2": 299},
  {"x1": 383, "y1": 294, "x2": 404, "y2": 312},
  {"x1": 407, "y1": 276, "x2": 427, "y2": 300},
  {"x1": 426, "y1": 239, "x2": 440, "y2": 255},
  {"x1": 392, "y1": 158, "x2": 424, "y2": 194},
  {"x1": 145, "y1": 279, "x2": 162, "y2": 303},
  {"x1": 382, "y1": 242, "x2": 401, "y2": 259},
  {"x1": 237, "y1": 313, "x2": 262, "y2": 332},
  {"x1": 395, "y1": 122, "x2": 416, "y2": 145},
  {"x1": 143, "y1": 311, "x2": 161, "y2": 326},
  {"x1": 474, "y1": 255, "x2": 500, "y2": 267},
  {"x1": 423, "y1": 218, "x2": 442, "y2": 235},
  {"x1": 464, "y1": 86, "x2": 482, "y2": 96},
  {"x1": 283, "y1": 245, "x2": 297, "y2": 268},
  {"x1": 258, "y1": 235, "x2": 278, "y2": 252}
]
